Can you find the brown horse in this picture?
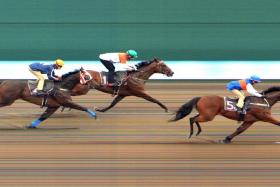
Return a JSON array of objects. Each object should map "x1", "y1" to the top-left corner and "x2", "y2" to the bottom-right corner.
[
  {"x1": 70, "y1": 58, "x2": 174, "y2": 112},
  {"x1": 169, "y1": 86, "x2": 280, "y2": 143},
  {"x1": 0, "y1": 68, "x2": 97, "y2": 128}
]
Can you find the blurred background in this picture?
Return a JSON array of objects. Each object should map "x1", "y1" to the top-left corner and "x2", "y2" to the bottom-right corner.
[{"x1": 0, "y1": 0, "x2": 280, "y2": 79}]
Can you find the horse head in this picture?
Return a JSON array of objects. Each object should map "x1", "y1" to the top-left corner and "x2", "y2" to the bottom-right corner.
[
  {"x1": 151, "y1": 58, "x2": 174, "y2": 77},
  {"x1": 79, "y1": 67, "x2": 93, "y2": 84},
  {"x1": 60, "y1": 68, "x2": 93, "y2": 90}
]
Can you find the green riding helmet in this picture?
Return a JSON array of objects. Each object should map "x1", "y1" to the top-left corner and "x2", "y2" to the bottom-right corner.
[{"x1": 126, "y1": 50, "x2": 138, "y2": 58}]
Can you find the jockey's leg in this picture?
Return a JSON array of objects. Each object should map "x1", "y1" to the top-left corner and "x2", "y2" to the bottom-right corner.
[
  {"x1": 29, "y1": 69, "x2": 45, "y2": 91},
  {"x1": 232, "y1": 89, "x2": 245, "y2": 109},
  {"x1": 232, "y1": 89, "x2": 245, "y2": 121},
  {"x1": 100, "y1": 59, "x2": 115, "y2": 84}
]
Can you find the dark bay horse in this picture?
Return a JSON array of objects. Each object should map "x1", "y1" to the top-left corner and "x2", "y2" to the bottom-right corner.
[
  {"x1": 0, "y1": 68, "x2": 96, "y2": 128},
  {"x1": 70, "y1": 58, "x2": 174, "y2": 112},
  {"x1": 169, "y1": 86, "x2": 280, "y2": 143}
]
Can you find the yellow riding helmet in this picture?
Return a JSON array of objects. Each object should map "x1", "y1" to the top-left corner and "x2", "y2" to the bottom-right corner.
[{"x1": 55, "y1": 59, "x2": 64, "y2": 68}]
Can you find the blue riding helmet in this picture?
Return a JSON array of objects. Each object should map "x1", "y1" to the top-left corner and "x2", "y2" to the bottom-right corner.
[{"x1": 250, "y1": 75, "x2": 261, "y2": 82}]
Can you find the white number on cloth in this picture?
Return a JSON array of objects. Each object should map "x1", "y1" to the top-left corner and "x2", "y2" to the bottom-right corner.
[{"x1": 226, "y1": 101, "x2": 236, "y2": 110}]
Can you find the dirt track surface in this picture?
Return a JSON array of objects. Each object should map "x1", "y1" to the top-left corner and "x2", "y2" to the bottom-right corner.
[{"x1": 0, "y1": 81, "x2": 280, "y2": 186}]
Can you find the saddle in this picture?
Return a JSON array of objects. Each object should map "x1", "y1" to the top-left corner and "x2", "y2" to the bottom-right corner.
[
  {"x1": 28, "y1": 80, "x2": 55, "y2": 96},
  {"x1": 224, "y1": 96, "x2": 269, "y2": 114},
  {"x1": 100, "y1": 71, "x2": 127, "y2": 86}
]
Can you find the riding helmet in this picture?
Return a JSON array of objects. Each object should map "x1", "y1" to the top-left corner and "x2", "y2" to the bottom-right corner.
[
  {"x1": 55, "y1": 59, "x2": 64, "y2": 68},
  {"x1": 250, "y1": 75, "x2": 261, "y2": 82},
  {"x1": 126, "y1": 50, "x2": 138, "y2": 58}
]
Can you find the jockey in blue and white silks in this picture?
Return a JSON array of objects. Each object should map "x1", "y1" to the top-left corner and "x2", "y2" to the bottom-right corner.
[{"x1": 29, "y1": 59, "x2": 64, "y2": 94}]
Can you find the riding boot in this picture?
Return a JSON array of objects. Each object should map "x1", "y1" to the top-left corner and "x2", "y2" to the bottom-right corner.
[
  {"x1": 107, "y1": 71, "x2": 119, "y2": 95},
  {"x1": 108, "y1": 71, "x2": 115, "y2": 84},
  {"x1": 236, "y1": 106, "x2": 244, "y2": 122}
]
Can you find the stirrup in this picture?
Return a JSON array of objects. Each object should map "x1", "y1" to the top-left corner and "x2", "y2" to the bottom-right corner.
[
  {"x1": 237, "y1": 107, "x2": 243, "y2": 113},
  {"x1": 32, "y1": 90, "x2": 45, "y2": 96}
]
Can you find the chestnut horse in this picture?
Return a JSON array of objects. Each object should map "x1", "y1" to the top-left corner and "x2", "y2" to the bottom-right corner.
[
  {"x1": 70, "y1": 58, "x2": 174, "y2": 112},
  {"x1": 169, "y1": 86, "x2": 280, "y2": 143},
  {"x1": 0, "y1": 68, "x2": 96, "y2": 128}
]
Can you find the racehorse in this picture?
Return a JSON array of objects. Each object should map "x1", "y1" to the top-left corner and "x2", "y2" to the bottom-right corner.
[
  {"x1": 169, "y1": 86, "x2": 280, "y2": 143},
  {"x1": 70, "y1": 58, "x2": 174, "y2": 112},
  {"x1": 0, "y1": 68, "x2": 96, "y2": 128}
]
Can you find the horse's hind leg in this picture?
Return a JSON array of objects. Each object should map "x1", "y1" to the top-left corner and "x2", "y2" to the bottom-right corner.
[
  {"x1": 27, "y1": 107, "x2": 59, "y2": 128},
  {"x1": 195, "y1": 122, "x2": 202, "y2": 136},
  {"x1": 189, "y1": 115, "x2": 198, "y2": 138},
  {"x1": 188, "y1": 112, "x2": 215, "y2": 139},
  {"x1": 222, "y1": 121, "x2": 254, "y2": 143},
  {"x1": 96, "y1": 95, "x2": 125, "y2": 112},
  {"x1": 189, "y1": 114, "x2": 202, "y2": 138}
]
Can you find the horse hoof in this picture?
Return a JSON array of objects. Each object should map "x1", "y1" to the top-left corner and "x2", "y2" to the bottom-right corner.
[
  {"x1": 218, "y1": 139, "x2": 231, "y2": 144},
  {"x1": 26, "y1": 125, "x2": 37, "y2": 129},
  {"x1": 95, "y1": 108, "x2": 105, "y2": 112},
  {"x1": 87, "y1": 109, "x2": 97, "y2": 118}
]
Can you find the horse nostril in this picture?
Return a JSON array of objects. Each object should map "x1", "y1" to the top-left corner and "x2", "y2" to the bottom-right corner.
[{"x1": 168, "y1": 72, "x2": 174, "y2": 77}]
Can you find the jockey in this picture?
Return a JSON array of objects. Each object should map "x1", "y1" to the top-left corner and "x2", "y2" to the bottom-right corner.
[
  {"x1": 29, "y1": 59, "x2": 64, "y2": 95},
  {"x1": 226, "y1": 75, "x2": 263, "y2": 112},
  {"x1": 99, "y1": 50, "x2": 138, "y2": 86}
]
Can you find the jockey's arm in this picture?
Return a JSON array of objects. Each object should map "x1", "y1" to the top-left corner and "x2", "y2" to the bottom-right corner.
[
  {"x1": 47, "y1": 69, "x2": 60, "y2": 81},
  {"x1": 246, "y1": 84, "x2": 262, "y2": 97}
]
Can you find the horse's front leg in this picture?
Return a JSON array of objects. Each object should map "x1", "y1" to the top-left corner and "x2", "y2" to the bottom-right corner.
[
  {"x1": 133, "y1": 91, "x2": 168, "y2": 112},
  {"x1": 222, "y1": 121, "x2": 255, "y2": 143},
  {"x1": 258, "y1": 113, "x2": 280, "y2": 126},
  {"x1": 53, "y1": 91, "x2": 97, "y2": 119},
  {"x1": 96, "y1": 95, "x2": 125, "y2": 112}
]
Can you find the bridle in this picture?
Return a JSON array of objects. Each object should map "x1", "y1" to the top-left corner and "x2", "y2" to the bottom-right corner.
[{"x1": 80, "y1": 70, "x2": 93, "y2": 85}]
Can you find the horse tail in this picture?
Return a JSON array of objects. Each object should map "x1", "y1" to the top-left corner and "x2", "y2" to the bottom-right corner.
[{"x1": 169, "y1": 97, "x2": 201, "y2": 122}]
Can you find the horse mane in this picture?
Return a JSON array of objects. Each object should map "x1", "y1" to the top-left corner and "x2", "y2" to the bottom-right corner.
[
  {"x1": 61, "y1": 69, "x2": 80, "y2": 80},
  {"x1": 135, "y1": 61, "x2": 151, "y2": 70},
  {"x1": 135, "y1": 58, "x2": 161, "y2": 70},
  {"x1": 262, "y1": 86, "x2": 280, "y2": 95}
]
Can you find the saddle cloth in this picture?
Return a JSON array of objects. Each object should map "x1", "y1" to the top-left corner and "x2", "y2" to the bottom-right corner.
[
  {"x1": 28, "y1": 80, "x2": 55, "y2": 94},
  {"x1": 224, "y1": 97, "x2": 240, "y2": 112},
  {"x1": 100, "y1": 71, "x2": 127, "y2": 85},
  {"x1": 224, "y1": 96, "x2": 269, "y2": 113}
]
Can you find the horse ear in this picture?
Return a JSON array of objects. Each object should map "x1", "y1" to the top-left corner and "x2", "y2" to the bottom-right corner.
[
  {"x1": 80, "y1": 67, "x2": 85, "y2": 72},
  {"x1": 152, "y1": 57, "x2": 160, "y2": 62}
]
